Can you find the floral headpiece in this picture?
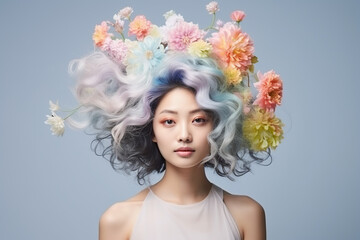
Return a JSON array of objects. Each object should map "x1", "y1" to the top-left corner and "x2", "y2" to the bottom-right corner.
[{"x1": 46, "y1": 1, "x2": 284, "y2": 152}]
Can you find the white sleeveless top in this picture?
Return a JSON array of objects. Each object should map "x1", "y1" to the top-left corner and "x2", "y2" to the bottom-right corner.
[{"x1": 130, "y1": 185, "x2": 241, "y2": 240}]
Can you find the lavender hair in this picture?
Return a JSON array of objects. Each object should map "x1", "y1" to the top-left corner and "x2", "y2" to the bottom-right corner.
[{"x1": 69, "y1": 52, "x2": 270, "y2": 184}]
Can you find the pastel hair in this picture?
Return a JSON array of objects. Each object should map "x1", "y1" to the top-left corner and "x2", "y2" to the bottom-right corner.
[{"x1": 69, "y1": 52, "x2": 270, "y2": 184}]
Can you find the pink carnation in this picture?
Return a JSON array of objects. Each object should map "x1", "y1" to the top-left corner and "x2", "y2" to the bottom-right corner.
[
  {"x1": 231, "y1": 10, "x2": 245, "y2": 22},
  {"x1": 128, "y1": 15, "x2": 152, "y2": 40},
  {"x1": 101, "y1": 38, "x2": 128, "y2": 64},
  {"x1": 208, "y1": 22, "x2": 254, "y2": 72},
  {"x1": 167, "y1": 21, "x2": 205, "y2": 51},
  {"x1": 253, "y1": 70, "x2": 283, "y2": 111},
  {"x1": 92, "y1": 21, "x2": 111, "y2": 47}
]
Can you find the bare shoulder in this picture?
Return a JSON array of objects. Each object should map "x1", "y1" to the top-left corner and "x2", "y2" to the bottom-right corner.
[
  {"x1": 223, "y1": 192, "x2": 265, "y2": 219},
  {"x1": 99, "y1": 188, "x2": 149, "y2": 240},
  {"x1": 223, "y1": 191, "x2": 266, "y2": 240}
]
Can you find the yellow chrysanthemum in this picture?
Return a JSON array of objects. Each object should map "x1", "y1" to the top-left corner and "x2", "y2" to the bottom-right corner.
[
  {"x1": 243, "y1": 108, "x2": 284, "y2": 151},
  {"x1": 187, "y1": 40, "x2": 212, "y2": 58},
  {"x1": 223, "y1": 67, "x2": 242, "y2": 85}
]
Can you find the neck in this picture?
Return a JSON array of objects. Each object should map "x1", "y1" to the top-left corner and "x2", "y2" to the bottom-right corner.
[{"x1": 152, "y1": 164, "x2": 212, "y2": 204}]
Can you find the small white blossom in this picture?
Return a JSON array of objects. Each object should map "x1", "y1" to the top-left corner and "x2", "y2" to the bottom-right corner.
[
  {"x1": 163, "y1": 10, "x2": 175, "y2": 20},
  {"x1": 45, "y1": 112, "x2": 65, "y2": 136},
  {"x1": 206, "y1": 1, "x2": 219, "y2": 14},
  {"x1": 119, "y1": 7, "x2": 133, "y2": 20},
  {"x1": 216, "y1": 19, "x2": 224, "y2": 29},
  {"x1": 49, "y1": 100, "x2": 60, "y2": 112},
  {"x1": 113, "y1": 13, "x2": 121, "y2": 22},
  {"x1": 159, "y1": 13, "x2": 184, "y2": 42},
  {"x1": 165, "y1": 13, "x2": 184, "y2": 27}
]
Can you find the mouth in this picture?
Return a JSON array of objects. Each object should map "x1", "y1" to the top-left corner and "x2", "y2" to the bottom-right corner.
[{"x1": 174, "y1": 147, "x2": 195, "y2": 157}]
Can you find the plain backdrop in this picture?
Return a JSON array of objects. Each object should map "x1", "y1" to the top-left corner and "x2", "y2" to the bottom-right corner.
[{"x1": 1, "y1": 0, "x2": 359, "y2": 239}]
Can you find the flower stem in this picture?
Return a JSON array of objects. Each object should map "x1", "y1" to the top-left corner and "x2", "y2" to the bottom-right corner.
[
  {"x1": 63, "y1": 105, "x2": 83, "y2": 120},
  {"x1": 205, "y1": 13, "x2": 216, "y2": 31}
]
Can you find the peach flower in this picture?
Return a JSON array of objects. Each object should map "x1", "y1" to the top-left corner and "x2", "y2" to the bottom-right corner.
[
  {"x1": 128, "y1": 15, "x2": 152, "y2": 40},
  {"x1": 231, "y1": 10, "x2": 245, "y2": 22},
  {"x1": 92, "y1": 21, "x2": 111, "y2": 47},
  {"x1": 208, "y1": 22, "x2": 254, "y2": 72},
  {"x1": 253, "y1": 70, "x2": 283, "y2": 111}
]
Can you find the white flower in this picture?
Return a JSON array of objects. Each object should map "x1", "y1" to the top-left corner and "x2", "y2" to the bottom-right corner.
[
  {"x1": 45, "y1": 112, "x2": 65, "y2": 136},
  {"x1": 49, "y1": 100, "x2": 60, "y2": 112},
  {"x1": 119, "y1": 7, "x2": 133, "y2": 19},
  {"x1": 206, "y1": 1, "x2": 219, "y2": 14},
  {"x1": 113, "y1": 13, "x2": 121, "y2": 22},
  {"x1": 163, "y1": 10, "x2": 175, "y2": 20},
  {"x1": 165, "y1": 13, "x2": 184, "y2": 27},
  {"x1": 159, "y1": 13, "x2": 184, "y2": 42}
]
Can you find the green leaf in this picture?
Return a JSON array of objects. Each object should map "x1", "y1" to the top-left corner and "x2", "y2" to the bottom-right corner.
[
  {"x1": 249, "y1": 64, "x2": 254, "y2": 73},
  {"x1": 251, "y1": 56, "x2": 258, "y2": 64}
]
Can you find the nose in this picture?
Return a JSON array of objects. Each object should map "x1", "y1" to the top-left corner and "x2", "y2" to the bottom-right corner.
[{"x1": 178, "y1": 122, "x2": 192, "y2": 143}]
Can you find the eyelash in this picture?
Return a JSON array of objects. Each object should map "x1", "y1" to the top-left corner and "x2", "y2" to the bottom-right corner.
[
  {"x1": 160, "y1": 117, "x2": 208, "y2": 126},
  {"x1": 163, "y1": 119, "x2": 175, "y2": 125},
  {"x1": 193, "y1": 117, "x2": 208, "y2": 125}
]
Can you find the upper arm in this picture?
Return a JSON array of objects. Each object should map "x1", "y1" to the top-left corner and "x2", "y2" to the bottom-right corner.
[
  {"x1": 224, "y1": 194, "x2": 266, "y2": 240},
  {"x1": 241, "y1": 199, "x2": 266, "y2": 240}
]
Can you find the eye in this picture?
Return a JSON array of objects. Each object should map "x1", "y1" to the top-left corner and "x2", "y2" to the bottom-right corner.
[
  {"x1": 162, "y1": 119, "x2": 175, "y2": 126},
  {"x1": 192, "y1": 117, "x2": 208, "y2": 125}
]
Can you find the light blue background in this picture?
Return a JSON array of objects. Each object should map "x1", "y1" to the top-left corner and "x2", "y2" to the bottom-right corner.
[{"x1": 1, "y1": 0, "x2": 359, "y2": 239}]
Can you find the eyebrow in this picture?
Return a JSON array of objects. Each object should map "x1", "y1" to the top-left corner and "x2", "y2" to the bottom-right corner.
[{"x1": 158, "y1": 109, "x2": 207, "y2": 115}]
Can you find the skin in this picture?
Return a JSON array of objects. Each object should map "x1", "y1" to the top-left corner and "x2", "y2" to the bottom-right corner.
[{"x1": 99, "y1": 87, "x2": 266, "y2": 240}]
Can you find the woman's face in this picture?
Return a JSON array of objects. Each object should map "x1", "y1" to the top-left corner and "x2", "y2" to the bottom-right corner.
[{"x1": 152, "y1": 87, "x2": 213, "y2": 169}]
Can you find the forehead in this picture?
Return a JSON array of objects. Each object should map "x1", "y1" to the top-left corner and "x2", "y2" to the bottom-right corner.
[{"x1": 155, "y1": 87, "x2": 200, "y2": 113}]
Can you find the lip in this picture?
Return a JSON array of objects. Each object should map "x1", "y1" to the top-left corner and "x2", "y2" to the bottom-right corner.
[{"x1": 174, "y1": 147, "x2": 195, "y2": 157}]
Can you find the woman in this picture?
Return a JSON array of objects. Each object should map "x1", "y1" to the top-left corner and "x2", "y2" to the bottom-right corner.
[
  {"x1": 46, "y1": 3, "x2": 283, "y2": 239},
  {"x1": 96, "y1": 59, "x2": 265, "y2": 240}
]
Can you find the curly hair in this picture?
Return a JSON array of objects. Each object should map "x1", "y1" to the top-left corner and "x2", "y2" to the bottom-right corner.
[{"x1": 69, "y1": 52, "x2": 270, "y2": 184}]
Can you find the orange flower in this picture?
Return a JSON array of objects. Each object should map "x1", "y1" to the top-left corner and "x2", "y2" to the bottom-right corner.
[
  {"x1": 92, "y1": 21, "x2": 110, "y2": 47},
  {"x1": 128, "y1": 15, "x2": 152, "y2": 40},
  {"x1": 253, "y1": 70, "x2": 283, "y2": 111},
  {"x1": 208, "y1": 22, "x2": 254, "y2": 73}
]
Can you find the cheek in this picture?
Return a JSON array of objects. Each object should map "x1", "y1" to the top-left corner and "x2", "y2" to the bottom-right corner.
[
  {"x1": 202, "y1": 127, "x2": 213, "y2": 150},
  {"x1": 152, "y1": 121, "x2": 161, "y2": 142},
  {"x1": 152, "y1": 126, "x2": 158, "y2": 142},
  {"x1": 152, "y1": 124, "x2": 168, "y2": 144}
]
